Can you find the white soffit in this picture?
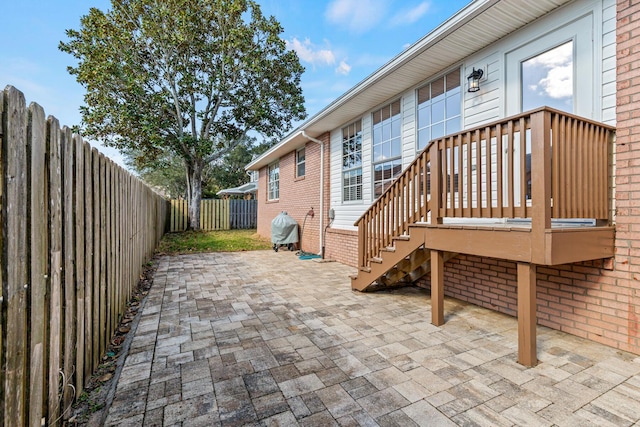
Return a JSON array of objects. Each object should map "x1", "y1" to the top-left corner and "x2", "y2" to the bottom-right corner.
[{"x1": 247, "y1": 0, "x2": 573, "y2": 171}]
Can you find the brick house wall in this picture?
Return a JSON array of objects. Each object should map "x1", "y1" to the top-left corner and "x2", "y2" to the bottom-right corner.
[
  {"x1": 324, "y1": 228, "x2": 359, "y2": 267},
  {"x1": 256, "y1": 133, "x2": 330, "y2": 254}
]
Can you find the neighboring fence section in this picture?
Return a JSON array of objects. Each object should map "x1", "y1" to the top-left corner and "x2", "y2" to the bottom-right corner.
[
  {"x1": 0, "y1": 86, "x2": 169, "y2": 426},
  {"x1": 230, "y1": 198, "x2": 257, "y2": 229},
  {"x1": 170, "y1": 198, "x2": 257, "y2": 231}
]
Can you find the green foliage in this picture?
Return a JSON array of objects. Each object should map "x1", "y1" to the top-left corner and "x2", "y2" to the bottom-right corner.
[
  {"x1": 124, "y1": 136, "x2": 269, "y2": 198},
  {"x1": 61, "y1": 0, "x2": 306, "y2": 227},
  {"x1": 158, "y1": 229, "x2": 272, "y2": 254}
]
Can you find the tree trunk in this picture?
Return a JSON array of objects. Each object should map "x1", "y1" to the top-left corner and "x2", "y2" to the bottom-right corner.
[{"x1": 187, "y1": 160, "x2": 203, "y2": 230}]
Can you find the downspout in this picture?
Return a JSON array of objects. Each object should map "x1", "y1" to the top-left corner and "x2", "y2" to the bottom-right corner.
[{"x1": 301, "y1": 130, "x2": 324, "y2": 255}]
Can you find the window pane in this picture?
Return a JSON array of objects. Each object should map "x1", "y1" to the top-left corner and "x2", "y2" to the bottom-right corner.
[
  {"x1": 432, "y1": 77, "x2": 445, "y2": 99},
  {"x1": 384, "y1": 141, "x2": 392, "y2": 160},
  {"x1": 432, "y1": 99, "x2": 445, "y2": 123},
  {"x1": 418, "y1": 128, "x2": 430, "y2": 150},
  {"x1": 446, "y1": 117, "x2": 461, "y2": 134},
  {"x1": 382, "y1": 122, "x2": 391, "y2": 142},
  {"x1": 446, "y1": 94, "x2": 460, "y2": 117},
  {"x1": 522, "y1": 41, "x2": 573, "y2": 113},
  {"x1": 373, "y1": 144, "x2": 382, "y2": 162},
  {"x1": 446, "y1": 70, "x2": 460, "y2": 91},
  {"x1": 391, "y1": 118, "x2": 401, "y2": 139},
  {"x1": 418, "y1": 86, "x2": 430, "y2": 104},
  {"x1": 373, "y1": 126, "x2": 382, "y2": 145},
  {"x1": 374, "y1": 182, "x2": 383, "y2": 198},
  {"x1": 432, "y1": 122, "x2": 445, "y2": 139},
  {"x1": 391, "y1": 139, "x2": 401, "y2": 158},
  {"x1": 391, "y1": 100, "x2": 401, "y2": 116},
  {"x1": 418, "y1": 107, "x2": 430, "y2": 129},
  {"x1": 381, "y1": 106, "x2": 390, "y2": 122}
]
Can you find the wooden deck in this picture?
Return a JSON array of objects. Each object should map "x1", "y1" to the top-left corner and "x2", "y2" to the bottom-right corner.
[{"x1": 351, "y1": 107, "x2": 616, "y2": 366}]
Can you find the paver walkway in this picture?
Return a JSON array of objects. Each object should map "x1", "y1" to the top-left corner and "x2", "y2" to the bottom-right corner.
[{"x1": 105, "y1": 251, "x2": 640, "y2": 426}]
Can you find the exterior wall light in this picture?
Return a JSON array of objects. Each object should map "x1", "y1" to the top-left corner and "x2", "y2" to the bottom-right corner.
[{"x1": 467, "y1": 68, "x2": 484, "y2": 92}]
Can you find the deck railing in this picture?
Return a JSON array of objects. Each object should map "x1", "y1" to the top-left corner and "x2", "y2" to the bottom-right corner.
[{"x1": 355, "y1": 107, "x2": 615, "y2": 270}]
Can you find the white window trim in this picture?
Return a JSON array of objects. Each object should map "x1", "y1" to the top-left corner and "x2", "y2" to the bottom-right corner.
[
  {"x1": 296, "y1": 147, "x2": 306, "y2": 178},
  {"x1": 342, "y1": 120, "x2": 363, "y2": 203},
  {"x1": 372, "y1": 100, "x2": 402, "y2": 199},
  {"x1": 268, "y1": 161, "x2": 279, "y2": 201}
]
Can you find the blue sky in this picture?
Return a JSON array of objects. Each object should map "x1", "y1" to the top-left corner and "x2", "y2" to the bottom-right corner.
[{"x1": 0, "y1": 0, "x2": 471, "y2": 166}]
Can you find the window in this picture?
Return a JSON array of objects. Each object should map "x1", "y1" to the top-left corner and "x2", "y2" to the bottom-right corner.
[
  {"x1": 372, "y1": 100, "x2": 402, "y2": 199},
  {"x1": 296, "y1": 147, "x2": 306, "y2": 177},
  {"x1": 417, "y1": 69, "x2": 461, "y2": 150},
  {"x1": 342, "y1": 120, "x2": 362, "y2": 202},
  {"x1": 268, "y1": 161, "x2": 279, "y2": 200},
  {"x1": 521, "y1": 41, "x2": 573, "y2": 113}
]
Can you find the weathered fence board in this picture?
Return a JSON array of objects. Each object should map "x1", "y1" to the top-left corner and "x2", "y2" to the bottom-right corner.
[
  {"x1": 0, "y1": 85, "x2": 169, "y2": 426},
  {"x1": 48, "y1": 115, "x2": 63, "y2": 427},
  {"x1": 74, "y1": 134, "x2": 86, "y2": 397},
  {"x1": 0, "y1": 88, "x2": 3, "y2": 427},
  {"x1": 28, "y1": 102, "x2": 47, "y2": 427},
  {"x1": 170, "y1": 198, "x2": 257, "y2": 231},
  {"x1": 62, "y1": 126, "x2": 76, "y2": 417},
  {"x1": 3, "y1": 85, "x2": 28, "y2": 427},
  {"x1": 83, "y1": 141, "x2": 93, "y2": 384}
]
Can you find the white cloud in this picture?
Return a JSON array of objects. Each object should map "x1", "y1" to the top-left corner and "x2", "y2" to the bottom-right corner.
[
  {"x1": 286, "y1": 37, "x2": 336, "y2": 67},
  {"x1": 539, "y1": 65, "x2": 573, "y2": 99},
  {"x1": 391, "y1": 2, "x2": 431, "y2": 26},
  {"x1": 325, "y1": 0, "x2": 387, "y2": 33},
  {"x1": 335, "y1": 60, "x2": 352, "y2": 75},
  {"x1": 524, "y1": 42, "x2": 573, "y2": 100}
]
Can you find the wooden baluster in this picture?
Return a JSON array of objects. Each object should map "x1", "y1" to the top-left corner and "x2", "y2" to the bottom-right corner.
[
  {"x1": 507, "y1": 120, "x2": 515, "y2": 218},
  {"x1": 430, "y1": 141, "x2": 443, "y2": 224},
  {"x1": 496, "y1": 124, "x2": 504, "y2": 217},
  {"x1": 474, "y1": 129, "x2": 482, "y2": 218}
]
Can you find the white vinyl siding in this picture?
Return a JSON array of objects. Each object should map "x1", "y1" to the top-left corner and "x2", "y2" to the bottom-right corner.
[{"x1": 601, "y1": 0, "x2": 616, "y2": 124}]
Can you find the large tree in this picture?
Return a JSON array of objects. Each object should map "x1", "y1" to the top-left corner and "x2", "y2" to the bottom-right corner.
[
  {"x1": 124, "y1": 136, "x2": 270, "y2": 198},
  {"x1": 61, "y1": 0, "x2": 306, "y2": 229}
]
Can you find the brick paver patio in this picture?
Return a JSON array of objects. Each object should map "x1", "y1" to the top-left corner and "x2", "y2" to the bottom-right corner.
[{"x1": 105, "y1": 250, "x2": 640, "y2": 426}]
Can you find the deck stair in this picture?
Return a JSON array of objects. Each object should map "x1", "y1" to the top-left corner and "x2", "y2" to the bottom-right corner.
[
  {"x1": 348, "y1": 107, "x2": 616, "y2": 366},
  {"x1": 351, "y1": 227, "x2": 457, "y2": 292}
]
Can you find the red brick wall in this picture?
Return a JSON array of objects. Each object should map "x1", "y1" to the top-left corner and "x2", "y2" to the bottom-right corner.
[
  {"x1": 256, "y1": 133, "x2": 330, "y2": 254},
  {"x1": 324, "y1": 228, "x2": 358, "y2": 267}
]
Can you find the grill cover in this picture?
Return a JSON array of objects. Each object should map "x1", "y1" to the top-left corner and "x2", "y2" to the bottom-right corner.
[{"x1": 271, "y1": 211, "x2": 298, "y2": 244}]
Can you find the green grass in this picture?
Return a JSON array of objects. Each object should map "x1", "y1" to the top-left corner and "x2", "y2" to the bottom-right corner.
[{"x1": 157, "y1": 229, "x2": 272, "y2": 254}]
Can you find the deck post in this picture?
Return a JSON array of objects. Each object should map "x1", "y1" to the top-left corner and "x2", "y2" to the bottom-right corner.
[
  {"x1": 530, "y1": 110, "x2": 551, "y2": 264},
  {"x1": 431, "y1": 250, "x2": 444, "y2": 326},
  {"x1": 517, "y1": 262, "x2": 537, "y2": 366},
  {"x1": 429, "y1": 142, "x2": 443, "y2": 225}
]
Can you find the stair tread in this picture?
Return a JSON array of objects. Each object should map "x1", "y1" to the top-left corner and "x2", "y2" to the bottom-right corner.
[{"x1": 393, "y1": 235, "x2": 411, "y2": 241}]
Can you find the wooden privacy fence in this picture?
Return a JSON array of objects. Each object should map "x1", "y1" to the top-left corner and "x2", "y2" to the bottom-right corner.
[
  {"x1": 170, "y1": 198, "x2": 257, "y2": 231},
  {"x1": 0, "y1": 86, "x2": 169, "y2": 426}
]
